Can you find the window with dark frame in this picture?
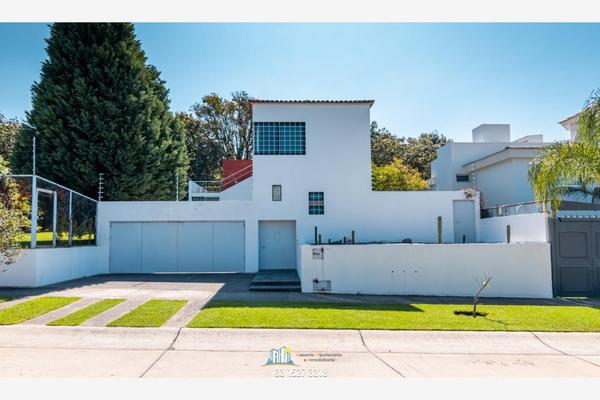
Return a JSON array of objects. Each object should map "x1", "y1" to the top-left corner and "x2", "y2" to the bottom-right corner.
[
  {"x1": 456, "y1": 174, "x2": 470, "y2": 182},
  {"x1": 272, "y1": 185, "x2": 282, "y2": 201},
  {"x1": 308, "y1": 192, "x2": 324, "y2": 215},
  {"x1": 254, "y1": 122, "x2": 306, "y2": 155}
]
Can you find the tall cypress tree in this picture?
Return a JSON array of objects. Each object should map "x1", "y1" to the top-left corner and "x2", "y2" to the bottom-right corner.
[{"x1": 11, "y1": 23, "x2": 188, "y2": 200}]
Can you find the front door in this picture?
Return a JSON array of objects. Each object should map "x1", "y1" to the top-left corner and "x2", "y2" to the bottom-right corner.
[
  {"x1": 259, "y1": 221, "x2": 296, "y2": 270},
  {"x1": 453, "y1": 200, "x2": 476, "y2": 243}
]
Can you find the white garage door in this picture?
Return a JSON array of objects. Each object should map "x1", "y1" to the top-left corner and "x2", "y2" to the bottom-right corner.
[{"x1": 109, "y1": 222, "x2": 245, "y2": 273}]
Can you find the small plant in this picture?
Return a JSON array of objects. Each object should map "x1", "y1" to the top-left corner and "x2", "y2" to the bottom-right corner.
[
  {"x1": 462, "y1": 187, "x2": 477, "y2": 200},
  {"x1": 454, "y1": 274, "x2": 492, "y2": 318}
]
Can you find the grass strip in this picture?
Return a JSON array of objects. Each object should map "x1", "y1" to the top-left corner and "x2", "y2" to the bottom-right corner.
[
  {"x1": 187, "y1": 300, "x2": 600, "y2": 332},
  {"x1": 0, "y1": 297, "x2": 80, "y2": 325},
  {"x1": 48, "y1": 299, "x2": 126, "y2": 326},
  {"x1": 108, "y1": 299, "x2": 187, "y2": 328}
]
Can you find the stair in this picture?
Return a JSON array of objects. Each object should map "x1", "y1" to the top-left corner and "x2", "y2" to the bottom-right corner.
[{"x1": 250, "y1": 270, "x2": 301, "y2": 292}]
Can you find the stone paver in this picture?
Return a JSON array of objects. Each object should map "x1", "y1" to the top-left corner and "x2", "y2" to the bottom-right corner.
[
  {"x1": 0, "y1": 273, "x2": 578, "y2": 308},
  {"x1": 164, "y1": 298, "x2": 211, "y2": 328},
  {"x1": 82, "y1": 298, "x2": 148, "y2": 327},
  {"x1": 22, "y1": 297, "x2": 99, "y2": 325}
]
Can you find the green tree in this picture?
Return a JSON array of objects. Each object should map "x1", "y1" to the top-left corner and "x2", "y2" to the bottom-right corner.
[
  {"x1": 400, "y1": 131, "x2": 451, "y2": 180},
  {"x1": 177, "y1": 112, "x2": 223, "y2": 180},
  {"x1": 370, "y1": 121, "x2": 404, "y2": 166},
  {"x1": 529, "y1": 90, "x2": 600, "y2": 213},
  {"x1": 372, "y1": 159, "x2": 429, "y2": 191},
  {"x1": 370, "y1": 122, "x2": 451, "y2": 179},
  {"x1": 190, "y1": 91, "x2": 253, "y2": 165},
  {"x1": 0, "y1": 114, "x2": 20, "y2": 164},
  {"x1": 11, "y1": 23, "x2": 188, "y2": 200},
  {"x1": 0, "y1": 156, "x2": 30, "y2": 265}
]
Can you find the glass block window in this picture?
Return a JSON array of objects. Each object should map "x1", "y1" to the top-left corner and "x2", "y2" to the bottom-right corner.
[
  {"x1": 254, "y1": 122, "x2": 306, "y2": 155},
  {"x1": 192, "y1": 196, "x2": 220, "y2": 201},
  {"x1": 308, "y1": 192, "x2": 324, "y2": 215},
  {"x1": 272, "y1": 185, "x2": 282, "y2": 201}
]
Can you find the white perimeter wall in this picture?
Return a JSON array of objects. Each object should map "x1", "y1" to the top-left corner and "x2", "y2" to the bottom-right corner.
[
  {"x1": 0, "y1": 246, "x2": 102, "y2": 288},
  {"x1": 96, "y1": 192, "x2": 468, "y2": 274},
  {"x1": 300, "y1": 243, "x2": 553, "y2": 298},
  {"x1": 479, "y1": 213, "x2": 549, "y2": 243}
]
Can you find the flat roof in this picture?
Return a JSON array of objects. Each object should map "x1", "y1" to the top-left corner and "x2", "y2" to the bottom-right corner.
[
  {"x1": 462, "y1": 145, "x2": 545, "y2": 170},
  {"x1": 250, "y1": 99, "x2": 375, "y2": 108}
]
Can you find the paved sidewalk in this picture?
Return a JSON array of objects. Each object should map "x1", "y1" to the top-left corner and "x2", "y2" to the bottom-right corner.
[{"x1": 0, "y1": 326, "x2": 598, "y2": 378}]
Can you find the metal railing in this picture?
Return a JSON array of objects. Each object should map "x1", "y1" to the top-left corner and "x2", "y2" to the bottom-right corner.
[
  {"x1": 189, "y1": 163, "x2": 253, "y2": 195},
  {"x1": 481, "y1": 200, "x2": 549, "y2": 218},
  {"x1": 3, "y1": 174, "x2": 97, "y2": 248}
]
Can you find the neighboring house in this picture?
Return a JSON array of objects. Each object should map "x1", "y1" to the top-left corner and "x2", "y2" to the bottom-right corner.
[
  {"x1": 430, "y1": 124, "x2": 546, "y2": 209},
  {"x1": 559, "y1": 111, "x2": 582, "y2": 141}
]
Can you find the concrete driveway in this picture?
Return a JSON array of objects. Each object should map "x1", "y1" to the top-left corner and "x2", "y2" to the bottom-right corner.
[{"x1": 0, "y1": 325, "x2": 599, "y2": 378}]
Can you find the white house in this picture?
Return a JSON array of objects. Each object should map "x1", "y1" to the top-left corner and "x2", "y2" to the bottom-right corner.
[
  {"x1": 99, "y1": 100, "x2": 474, "y2": 276},
  {"x1": 430, "y1": 124, "x2": 547, "y2": 210},
  {"x1": 1, "y1": 100, "x2": 555, "y2": 298}
]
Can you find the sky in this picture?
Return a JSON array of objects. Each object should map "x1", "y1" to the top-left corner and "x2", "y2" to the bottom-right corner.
[{"x1": 1, "y1": 23, "x2": 599, "y2": 142}]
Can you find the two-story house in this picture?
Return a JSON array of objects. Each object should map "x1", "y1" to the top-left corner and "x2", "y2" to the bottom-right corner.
[{"x1": 100, "y1": 100, "x2": 473, "y2": 278}]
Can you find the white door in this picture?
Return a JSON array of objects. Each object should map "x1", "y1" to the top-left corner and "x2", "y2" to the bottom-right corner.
[
  {"x1": 142, "y1": 222, "x2": 178, "y2": 273},
  {"x1": 109, "y1": 221, "x2": 245, "y2": 273},
  {"x1": 177, "y1": 222, "x2": 212, "y2": 272},
  {"x1": 109, "y1": 222, "x2": 142, "y2": 273},
  {"x1": 259, "y1": 221, "x2": 296, "y2": 270},
  {"x1": 213, "y1": 222, "x2": 245, "y2": 272},
  {"x1": 453, "y1": 200, "x2": 476, "y2": 243}
]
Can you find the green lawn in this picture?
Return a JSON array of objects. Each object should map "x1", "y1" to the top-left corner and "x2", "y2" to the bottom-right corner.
[
  {"x1": 107, "y1": 299, "x2": 187, "y2": 328},
  {"x1": 48, "y1": 299, "x2": 126, "y2": 326},
  {"x1": 0, "y1": 297, "x2": 80, "y2": 325},
  {"x1": 16, "y1": 231, "x2": 95, "y2": 247},
  {"x1": 187, "y1": 300, "x2": 600, "y2": 332}
]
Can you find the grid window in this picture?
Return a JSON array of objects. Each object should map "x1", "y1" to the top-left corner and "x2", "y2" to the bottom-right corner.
[
  {"x1": 254, "y1": 122, "x2": 306, "y2": 155},
  {"x1": 272, "y1": 185, "x2": 282, "y2": 201},
  {"x1": 308, "y1": 192, "x2": 324, "y2": 215},
  {"x1": 192, "y1": 196, "x2": 220, "y2": 201},
  {"x1": 456, "y1": 174, "x2": 470, "y2": 182}
]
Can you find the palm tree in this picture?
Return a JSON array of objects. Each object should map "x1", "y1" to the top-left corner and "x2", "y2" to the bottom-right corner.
[{"x1": 529, "y1": 90, "x2": 600, "y2": 215}]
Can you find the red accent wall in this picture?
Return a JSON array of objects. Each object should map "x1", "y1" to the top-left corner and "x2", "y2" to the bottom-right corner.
[{"x1": 222, "y1": 159, "x2": 253, "y2": 190}]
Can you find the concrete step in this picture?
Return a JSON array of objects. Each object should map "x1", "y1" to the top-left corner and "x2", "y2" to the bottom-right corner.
[{"x1": 249, "y1": 284, "x2": 301, "y2": 292}]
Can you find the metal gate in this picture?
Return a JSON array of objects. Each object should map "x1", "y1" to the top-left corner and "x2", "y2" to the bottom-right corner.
[{"x1": 550, "y1": 218, "x2": 600, "y2": 296}]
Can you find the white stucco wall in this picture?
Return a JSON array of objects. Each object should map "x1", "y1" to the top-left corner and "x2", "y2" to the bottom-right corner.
[
  {"x1": 94, "y1": 103, "x2": 470, "y2": 274},
  {"x1": 431, "y1": 142, "x2": 509, "y2": 191},
  {"x1": 300, "y1": 243, "x2": 553, "y2": 298},
  {"x1": 219, "y1": 177, "x2": 253, "y2": 200},
  {"x1": 472, "y1": 158, "x2": 537, "y2": 208},
  {"x1": 0, "y1": 246, "x2": 102, "y2": 288},
  {"x1": 479, "y1": 213, "x2": 550, "y2": 243}
]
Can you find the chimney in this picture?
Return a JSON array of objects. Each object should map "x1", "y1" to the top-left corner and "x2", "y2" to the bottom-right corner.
[{"x1": 472, "y1": 124, "x2": 510, "y2": 143}]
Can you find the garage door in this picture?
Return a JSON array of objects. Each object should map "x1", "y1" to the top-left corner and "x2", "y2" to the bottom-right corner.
[{"x1": 109, "y1": 222, "x2": 245, "y2": 273}]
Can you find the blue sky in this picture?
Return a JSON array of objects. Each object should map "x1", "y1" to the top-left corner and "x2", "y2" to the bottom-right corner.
[{"x1": 1, "y1": 23, "x2": 599, "y2": 142}]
